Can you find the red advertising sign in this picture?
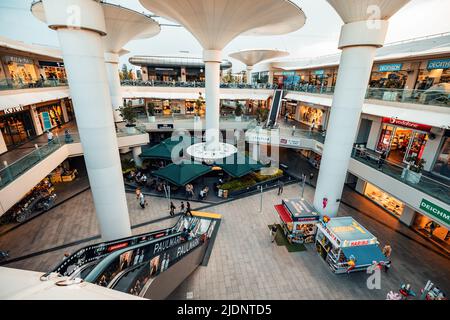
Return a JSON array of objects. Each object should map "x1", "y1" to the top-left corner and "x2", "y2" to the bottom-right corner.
[
  {"x1": 382, "y1": 117, "x2": 432, "y2": 132},
  {"x1": 107, "y1": 242, "x2": 129, "y2": 252}
]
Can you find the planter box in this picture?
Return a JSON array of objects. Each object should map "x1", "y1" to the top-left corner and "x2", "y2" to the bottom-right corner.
[
  {"x1": 148, "y1": 116, "x2": 156, "y2": 123},
  {"x1": 405, "y1": 170, "x2": 422, "y2": 184},
  {"x1": 235, "y1": 116, "x2": 242, "y2": 122},
  {"x1": 126, "y1": 126, "x2": 137, "y2": 134}
]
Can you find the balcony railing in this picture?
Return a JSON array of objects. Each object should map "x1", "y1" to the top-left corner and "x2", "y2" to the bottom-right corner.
[
  {"x1": 0, "y1": 126, "x2": 147, "y2": 189},
  {"x1": 352, "y1": 147, "x2": 450, "y2": 205},
  {"x1": 284, "y1": 84, "x2": 450, "y2": 107},
  {"x1": 121, "y1": 80, "x2": 277, "y2": 90},
  {"x1": 0, "y1": 78, "x2": 68, "y2": 91}
]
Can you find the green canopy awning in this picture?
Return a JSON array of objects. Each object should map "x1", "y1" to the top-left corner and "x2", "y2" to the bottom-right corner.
[
  {"x1": 215, "y1": 153, "x2": 264, "y2": 178},
  {"x1": 152, "y1": 162, "x2": 211, "y2": 186},
  {"x1": 140, "y1": 136, "x2": 200, "y2": 160}
]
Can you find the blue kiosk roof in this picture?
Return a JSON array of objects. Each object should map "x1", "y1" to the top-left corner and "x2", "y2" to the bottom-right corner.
[{"x1": 326, "y1": 217, "x2": 377, "y2": 246}]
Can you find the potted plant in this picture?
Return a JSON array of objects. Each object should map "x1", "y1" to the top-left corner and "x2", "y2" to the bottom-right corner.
[
  {"x1": 404, "y1": 156, "x2": 426, "y2": 184},
  {"x1": 147, "y1": 102, "x2": 156, "y2": 123},
  {"x1": 118, "y1": 104, "x2": 137, "y2": 134},
  {"x1": 235, "y1": 103, "x2": 243, "y2": 122}
]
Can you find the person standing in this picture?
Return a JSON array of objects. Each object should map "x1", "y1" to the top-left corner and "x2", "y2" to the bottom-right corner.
[
  {"x1": 139, "y1": 192, "x2": 146, "y2": 209},
  {"x1": 169, "y1": 202, "x2": 176, "y2": 216},
  {"x1": 292, "y1": 125, "x2": 296, "y2": 136},
  {"x1": 309, "y1": 172, "x2": 314, "y2": 185},
  {"x1": 135, "y1": 187, "x2": 141, "y2": 200},
  {"x1": 270, "y1": 224, "x2": 278, "y2": 243},
  {"x1": 382, "y1": 244, "x2": 392, "y2": 273},
  {"x1": 277, "y1": 180, "x2": 284, "y2": 196},
  {"x1": 378, "y1": 150, "x2": 387, "y2": 170},
  {"x1": 47, "y1": 130, "x2": 54, "y2": 144},
  {"x1": 185, "y1": 202, "x2": 193, "y2": 217}
]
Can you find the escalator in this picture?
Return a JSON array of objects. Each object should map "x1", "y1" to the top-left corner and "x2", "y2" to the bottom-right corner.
[
  {"x1": 266, "y1": 89, "x2": 283, "y2": 128},
  {"x1": 42, "y1": 213, "x2": 221, "y2": 299}
]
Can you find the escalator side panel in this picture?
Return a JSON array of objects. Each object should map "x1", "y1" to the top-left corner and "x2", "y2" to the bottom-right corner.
[
  {"x1": 142, "y1": 241, "x2": 208, "y2": 300},
  {"x1": 267, "y1": 90, "x2": 282, "y2": 127}
]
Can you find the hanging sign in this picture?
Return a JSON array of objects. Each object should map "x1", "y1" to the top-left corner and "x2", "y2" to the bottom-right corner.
[
  {"x1": 420, "y1": 199, "x2": 450, "y2": 226},
  {"x1": 427, "y1": 58, "x2": 450, "y2": 70}
]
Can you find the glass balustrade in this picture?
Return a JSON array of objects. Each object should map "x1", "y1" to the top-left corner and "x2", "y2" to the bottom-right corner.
[{"x1": 0, "y1": 78, "x2": 68, "y2": 91}]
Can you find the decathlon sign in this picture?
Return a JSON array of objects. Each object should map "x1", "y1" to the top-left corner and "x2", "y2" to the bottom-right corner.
[
  {"x1": 420, "y1": 199, "x2": 450, "y2": 226},
  {"x1": 427, "y1": 59, "x2": 450, "y2": 70}
]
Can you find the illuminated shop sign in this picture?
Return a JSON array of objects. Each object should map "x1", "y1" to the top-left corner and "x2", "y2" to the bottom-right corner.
[
  {"x1": 382, "y1": 117, "x2": 432, "y2": 132},
  {"x1": 420, "y1": 199, "x2": 450, "y2": 226},
  {"x1": 427, "y1": 58, "x2": 450, "y2": 70},
  {"x1": 378, "y1": 63, "x2": 403, "y2": 72},
  {"x1": 3, "y1": 106, "x2": 24, "y2": 114},
  {"x1": 314, "y1": 70, "x2": 324, "y2": 75},
  {"x1": 3, "y1": 55, "x2": 34, "y2": 65}
]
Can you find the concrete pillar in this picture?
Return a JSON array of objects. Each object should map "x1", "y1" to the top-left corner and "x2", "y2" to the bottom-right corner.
[
  {"x1": 203, "y1": 49, "x2": 222, "y2": 151},
  {"x1": 30, "y1": 105, "x2": 44, "y2": 136},
  {"x1": 141, "y1": 66, "x2": 149, "y2": 81},
  {"x1": 268, "y1": 71, "x2": 274, "y2": 85},
  {"x1": 60, "y1": 99, "x2": 69, "y2": 123},
  {"x1": 246, "y1": 66, "x2": 253, "y2": 85},
  {"x1": 132, "y1": 146, "x2": 143, "y2": 168},
  {"x1": 0, "y1": 129, "x2": 7, "y2": 154},
  {"x1": 105, "y1": 52, "x2": 123, "y2": 122},
  {"x1": 41, "y1": 0, "x2": 131, "y2": 241},
  {"x1": 366, "y1": 118, "x2": 382, "y2": 150},
  {"x1": 404, "y1": 62, "x2": 420, "y2": 90},
  {"x1": 399, "y1": 206, "x2": 416, "y2": 227},
  {"x1": 355, "y1": 178, "x2": 366, "y2": 194},
  {"x1": 314, "y1": 20, "x2": 389, "y2": 216}
]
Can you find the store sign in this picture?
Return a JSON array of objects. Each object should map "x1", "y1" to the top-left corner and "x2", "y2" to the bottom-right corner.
[
  {"x1": 247, "y1": 133, "x2": 272, "y2": 144},
  {"x1": 3, "y1": 106, "x2": 24, "y2": 114},
  {"x1": 314, "y1": 70, "x2": 324, "y2": 75},
  {"x1": 420, "y1": 199, "x2": 450, "y2": 226},
  {"x1": 280, "y1": 138, "x2": 301, "y2": 147},
  {"x1": 42, "y1": 112, "x2": 52, "y2": 131},
  {"x1": 157, "y1": 124, "x2": 174, "y2": 130},
  {"x1": 378, "y1": 63, "x2": 403, "y2": 72},
  {"x1": 382, "y1": 117, "x2": 432, "y2": 132},
  {"x1": 3, "y1": 55, "x2": 34, "y2": 65},
  {"x1": 427, "y1": 58, "x2": 450, "y2": 70}
]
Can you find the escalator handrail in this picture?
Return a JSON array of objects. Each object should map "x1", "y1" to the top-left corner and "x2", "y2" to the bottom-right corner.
[
  {"x1": 83, "y1": 231, "x2": 183, "y2": 284},
  {"x1": 46, "y1": 216, "x2": 184, "y2": 277}
]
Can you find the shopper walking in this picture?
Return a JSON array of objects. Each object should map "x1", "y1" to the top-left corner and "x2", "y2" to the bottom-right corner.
[
  {"x1": 169, "y1": 202, "x2": 176, "y2": 216},
  {"x1": 180, "y1": 201, "x2": 185, "y2": 214},
  {"x1": 270, "y1": 224, "x2": 278, "y2": 243},
  {"x1": 292, "y1": 125, "x2": 296, "y2": 136},
  {"x1": 277, "y1": 180, "x2": 284, "y2": 196},
  {"x1": 382, "y1": 244, "x2": 392, "y2": 272},
  {"x1": 185, "y1": 202, "x2": 193, "y2": 217},
  {"x1": 135, "y1": 187, "x2": 141, "y2": 199}
]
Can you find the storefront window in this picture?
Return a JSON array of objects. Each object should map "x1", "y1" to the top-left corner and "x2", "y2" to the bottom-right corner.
[
  {"x1": 299, "y1": 105, "x2": 324, "y2": 127},
  {"x1": 364, "y1": 183, "x2": 405, "y2": 218},
  {"x1": 432, "y1": 135, "x2": 450, "y2": 179},
  {"x1": 413, "y1": 213, "x2": 449, "y2": 250},
  {"x1": 3, "y1": 55, "x2": 38, "y2": 85},
  {"x1": 37, "y1": 104, "x2": 64, "y2": 131},
  {"x1": 0, "y1": 110, "x2": 36, "y2": 147}
]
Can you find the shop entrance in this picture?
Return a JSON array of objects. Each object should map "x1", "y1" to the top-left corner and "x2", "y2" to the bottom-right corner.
[
  {"x1": 376, "y1": 124, "x2": 428, "y2": 164},
  {"x1": 0, "y1": 111, "x2": 36, "y2": 147}
]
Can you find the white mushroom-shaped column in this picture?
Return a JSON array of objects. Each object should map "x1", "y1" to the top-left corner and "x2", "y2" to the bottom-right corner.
[
  {"x1": 30, "y1": 0, "x2": 136, "y2": 241},
  {"x1": 32, "y1": 1, "x2": 161, "y2": 122},
  {"x1": 313, "y1": 0, "x2": 411, "y2": 217},
  {"x1": 140, "y1": 0, "x2": 306, "y2": 158},
  {"x1": 229, "y1": 49, "x2": 289, "y2": 84}
]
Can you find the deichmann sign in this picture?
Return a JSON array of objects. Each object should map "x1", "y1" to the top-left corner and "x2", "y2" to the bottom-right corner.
[
  {"x1": 382, "y1": 117, "x2": 432, "y2": 132},
  {"x1": 420, "y1": 199, "x2": 450, "y2": 226},
  {"x1": 378, "y1": 63, "x2": 403, "y2": 72},
  {"x1": 427, "y1": 58, "x2": 450, "y2": 70}
]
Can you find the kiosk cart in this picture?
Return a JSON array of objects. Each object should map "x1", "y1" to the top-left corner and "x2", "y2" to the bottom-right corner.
[
  {"x1": 315, "y1": 217, "x2": 388, "y2": 274},
  {"x1": 274, "y1": 198, "x2": 320, "y2": 244}
]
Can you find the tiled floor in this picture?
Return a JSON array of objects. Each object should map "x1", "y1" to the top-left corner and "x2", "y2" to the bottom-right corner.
[{"x1": 1, "y1": 181, "x2": 449, "y2": 300}]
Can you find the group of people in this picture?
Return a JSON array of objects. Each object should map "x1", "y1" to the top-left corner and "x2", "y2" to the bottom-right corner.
[{"x1": 169, "y1": 201, "x2": 192, "y2": 217}]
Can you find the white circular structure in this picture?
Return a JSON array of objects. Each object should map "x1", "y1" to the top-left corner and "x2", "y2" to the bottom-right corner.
[
  {"x1": 139, "y1": 0, "x2": 306, "y2": 152},
  {"x1": 187, "y1": 143, "x2": 238, "y2": 162},
  {"x1": 31, "y1": 1, "x2": 161, "y2": 121},
  {"x1": 229, "y1": 49, "x2": 289, "y2": 84},
  {"x1": 313, "y1": 0, "x2": 411, "y2": 217}
]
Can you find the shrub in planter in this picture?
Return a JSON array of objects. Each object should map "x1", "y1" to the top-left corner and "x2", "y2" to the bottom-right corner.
[
  {"x1": 251, "y1": 168, "x2": 283, "y2": 183},
  {"x1": 235, "y1": 103, "x2": 243, "y2": 121},
  {"x1": 119, "y1": 105, "x2": 137, "y2": 127},
  {"x1": 219, "y1": 175, "x2": 257, "y2": 193},
  {"x1": 147, "y1": 102, "x2": 156, "y2": 122}
]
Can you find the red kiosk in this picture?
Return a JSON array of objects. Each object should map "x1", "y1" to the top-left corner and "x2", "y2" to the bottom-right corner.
[{"x1": 274, "y1": 198, "x2": 320, "y2": 244}]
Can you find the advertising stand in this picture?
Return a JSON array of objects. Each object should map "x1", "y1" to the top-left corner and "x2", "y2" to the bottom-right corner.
[
  {"x1": 274, "y1": 198, "x2": 320, "y2": 244},
  {"x1": 315, "y1": 217, "x2": 388, "y2": 274}
]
